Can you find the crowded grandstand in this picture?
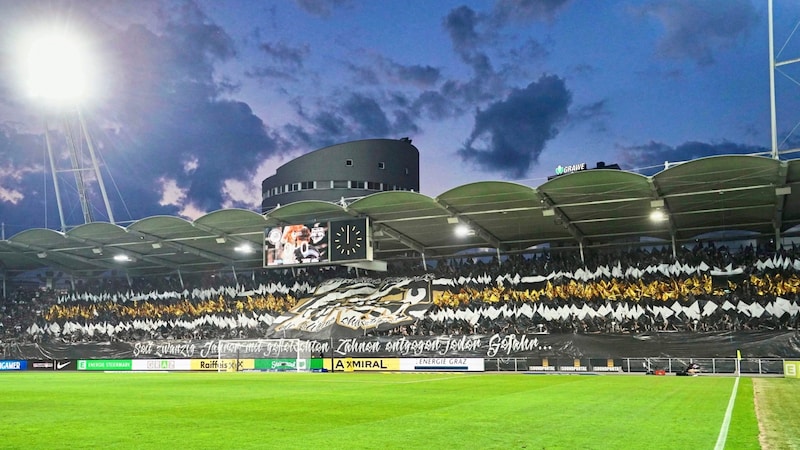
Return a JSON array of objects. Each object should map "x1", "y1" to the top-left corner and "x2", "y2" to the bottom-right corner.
[
  {"x1": 2, "y1": 154, "x2": 800, "y2": 371},
  {"x1": 3, "y1": 240, "x2": 800, "y2": 362}
]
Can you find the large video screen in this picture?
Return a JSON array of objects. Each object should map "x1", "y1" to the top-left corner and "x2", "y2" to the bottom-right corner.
[{"x1": 263, "y1": 222, "x2": 329, "y2": 267}]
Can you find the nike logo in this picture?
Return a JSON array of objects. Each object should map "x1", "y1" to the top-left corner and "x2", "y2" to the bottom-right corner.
[{"x1": 56, "y1": 361, "x2": 70, "y2": 370}]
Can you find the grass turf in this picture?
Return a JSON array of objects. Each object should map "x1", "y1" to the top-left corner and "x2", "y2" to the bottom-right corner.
[
  {"x1": 753, "y1": 378, "x2": 800, "y2": 449},
  {"x1": 0, "y1": 372, "x2": 775, "y2": 449}
]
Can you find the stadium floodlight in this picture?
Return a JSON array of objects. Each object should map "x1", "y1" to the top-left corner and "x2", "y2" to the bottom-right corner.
[
  {"x1": 113, "y1": 254, "x2": 132, "y2": 262},
  {"x1": 20, "y1": 27, "x2": 96, "y2": 105},
  {"x1": 649, "y1": 209, "x2": 667, "y2": 222},
  {"x1": 15, "y1": 26, "x2": 115, "y2": 231},
  {"x1": 454, "y1": 224, "x2": 474, "y2": 237},
  {"x1": 234, "y1": 243, "x2": 254, "y2": 254}
]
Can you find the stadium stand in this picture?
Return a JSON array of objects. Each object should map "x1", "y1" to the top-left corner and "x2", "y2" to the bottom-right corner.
[{"x1": 3, "y1": 241, "x2": 799, "y2": 349}]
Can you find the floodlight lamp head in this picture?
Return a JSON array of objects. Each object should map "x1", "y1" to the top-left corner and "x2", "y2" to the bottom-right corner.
[
  {"x1": 649, "y1": 209, "x2": 667, "y2": 222},
  {"x1": 234, "y1": 244, "x2": 254, "y2": 254},
  {"x1": 454, "y1": 224, "x2": 474, "y2": 237},
  {"x1": 19, "y1": 27, "x2": 96, "y2": 106}
]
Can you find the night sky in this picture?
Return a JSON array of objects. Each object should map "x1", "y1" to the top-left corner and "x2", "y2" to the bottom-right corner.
[{"x1": 1, "y1": 0, "x2": 798, "y2": 237}]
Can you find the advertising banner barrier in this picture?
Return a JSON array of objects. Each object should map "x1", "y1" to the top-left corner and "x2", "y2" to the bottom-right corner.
[
  {"x1": 77, "y1": 360, "x2": 132, "y2": 371},
  {"x1": 7, "y1": 331, "x2": 800, "y2": 362},
  {"x1": 326, "y1": 358, "x2": 400, "y2": 372},
  {"x1": 190, "y1": 359, "x2": 255, "y2": 372},
  {"x1": 399, "y1": 358, "x2": 484, "y2": 372},
  {"x1": 253, "y1": 359, "x2": 300, "y2": 371},
  {"x1": 784, "y1": 361, "x2": 800, "y2": 378},
  {"x1": 27, "y1": 360, "x2": 55, "y2": 371},
  {"x1": 131, "y1": 359, "x2": 192, "y2": 371},
  {"x1": 54, "y1": 360, "x2": 77, "y2": 371},
  {"x1": 0, "y1": 360, "x2": 26, "y2": 371}
]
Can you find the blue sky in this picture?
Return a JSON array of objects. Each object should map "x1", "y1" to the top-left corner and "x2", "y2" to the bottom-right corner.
[{"x1": 1, "y1": 0, "x2": 799, "y2": 237}]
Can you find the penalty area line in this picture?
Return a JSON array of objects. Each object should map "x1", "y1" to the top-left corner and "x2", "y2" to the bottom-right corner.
[{"x1": 714, "y1": 376, "x2": 740, "y2": 450}]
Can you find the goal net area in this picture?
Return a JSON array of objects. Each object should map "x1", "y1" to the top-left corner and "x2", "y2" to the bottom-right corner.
[{"x1": 215, "y1": 339, "x2": 313, "y2": 372}]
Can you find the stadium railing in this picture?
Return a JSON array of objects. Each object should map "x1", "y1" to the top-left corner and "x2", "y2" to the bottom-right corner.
[{"x1": 484, "y1": 357, "x2": 787, "y2": 375}]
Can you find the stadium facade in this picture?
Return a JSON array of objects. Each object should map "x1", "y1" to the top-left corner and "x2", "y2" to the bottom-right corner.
[{"x1": 261, "y1": 138, "x2": 420, "y2": 211}]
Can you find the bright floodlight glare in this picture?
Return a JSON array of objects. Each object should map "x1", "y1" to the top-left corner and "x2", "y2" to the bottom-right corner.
[
  {"x1": 235, "y1": 244, "x2": 254, "y2": 254},
  {"x1": 454, "y1": 224, "x2": 474, "y2": 237},
  {"x1": 23, "y1": 30, "x2": 92, "y2": 103},
  {"x1": 650, "y1": 210, "x2": 666, "y2": 222}
]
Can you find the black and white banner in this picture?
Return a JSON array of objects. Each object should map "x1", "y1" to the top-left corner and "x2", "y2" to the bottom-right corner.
[
  {"x1": 7, "y1": 331, "x2": 800, "y2": 360},
  {"x1": 267, "y1": 278, "x2": 433, "y2": 338}
]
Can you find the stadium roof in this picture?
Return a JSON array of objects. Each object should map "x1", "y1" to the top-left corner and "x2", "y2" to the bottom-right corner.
[{"x1": 1, "y1": 155, "x2": 799, "y2": 278}]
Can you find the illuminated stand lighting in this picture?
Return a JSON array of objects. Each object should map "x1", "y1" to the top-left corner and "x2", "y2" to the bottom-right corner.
[
  {"x1": 649, "y1": 209, "x2": 667, "y2": 222},
  {"x1": 234, "y1": 243, "x2": 254, "y2": 254},
  {"x1": 20, "y1": 27, "x2": 115, "y2": 231},
  {"x1": 454, "y1": 223, "x2": 475, "y2": 237},
  {"x1": 649, "y1": 199, "x2": 668, "y2": 222}
]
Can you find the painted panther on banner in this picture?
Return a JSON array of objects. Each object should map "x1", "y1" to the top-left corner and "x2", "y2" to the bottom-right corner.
[{"x1": 267, "y1": 278, "x2": 433, "y2": 339}]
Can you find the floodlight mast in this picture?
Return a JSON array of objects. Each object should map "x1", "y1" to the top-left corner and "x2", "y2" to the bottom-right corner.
[
  {"x1": 768, "y1": 0, "x2": 800, "y2": 160},
  {"x1": 25, "y1": 28, "x2": 115, "y2": 230},
  {"x1": 43, "y1": 108, "x2": 115, "y2": 231},
  {"x1": 43, "y1": 124, "x2": 67, "y2": 231},
  {"x1": 769, "y1": 0, "x2": 778, "y2": 159},
  {"x1": 78, "y1": 109, "x2": 115, "y2": 224},
  {"x1": 61, "y1": 114, "x2": 93, "y2": 224}
]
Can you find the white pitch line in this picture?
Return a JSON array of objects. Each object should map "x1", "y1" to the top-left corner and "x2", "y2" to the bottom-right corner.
[{"x1": 714, "y1": 376, "x2": 740, "y2": 450}]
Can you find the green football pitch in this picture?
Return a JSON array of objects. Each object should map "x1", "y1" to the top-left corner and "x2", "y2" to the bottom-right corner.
[{"x1": 1, "y1": 372, "x2": 797, "y2": 449}]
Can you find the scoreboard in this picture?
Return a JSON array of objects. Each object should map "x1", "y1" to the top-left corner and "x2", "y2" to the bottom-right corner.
[{"x1": 263, "y1": 218, "x2": 371, "y2": 267}]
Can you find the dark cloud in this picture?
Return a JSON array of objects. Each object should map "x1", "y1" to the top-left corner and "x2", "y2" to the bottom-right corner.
[
  {"x1": 506, "y1": 38, "x2": 550, "y2": 61},
  {"x1": 344, "y1": 61, "x2": 381, "y2": 85},
  {"x1": 441, "y1": 4, "x2": 543, "y2": 107},
  {"x1": 635, "y1": 0, "x2": 759, "y2": 66},
  {"x1": 0, "y1": 1, "x2": 287, "y2": 226},
  {"x1": 491, "y1": 0, "x2": 573, "y2": 24},
  {"x1": 245, "y1": 66, "x2": 299, "y2": 81},
  {"x1": 411, "y1": 90, "x2": 462, "y2": 120},
  {"x1": 247, "y1": 41, "x2": 310, "y2": 82},
  {"x1": 294, "y1": 0, "x2": 352, "y2": 18},
  {"x1": 618, "y1": 140, "x2": 765, "y2": 173},
  {"x1": 570, "y1": 99, "x2": 610, "y2": 133},
  {"x1": 443, "y1": 6, "x2": 482, "y2": 53},
  {"x1": 100, "y1": 13, "x2": 283, "y2": 212},
  {"x1": 444, "y1": 1, "x2": 570, "y2": 55},
  {"x1": 342, "y1": 94, "x2": 391, "y2": 137},
  {"x1": 345, "y1": 57, "x2": 441, "y2": 88},
  {"x1": 390, "y1": 109, "x2": 419, "y2": 136},
  {"x1": 442, "y1": 6, "x2": 496, "y2": 79},
  {"x1": 390, "y1": 63, "x2": 441, "y2": 88},
  {"x1": 257, "y1": 41, "x2": 310, "y2": 69},
  {"x1": 289, "y1": 92, "x2": 419, "y2": 149},
  {"x1": 459, "y1": 74, "x2": 572, "y2": 178}
]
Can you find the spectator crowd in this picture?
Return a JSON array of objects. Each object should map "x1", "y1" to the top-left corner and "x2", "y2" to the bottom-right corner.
[{"x1": 2, "y1": 241, "x2": 799, "y2": 347}]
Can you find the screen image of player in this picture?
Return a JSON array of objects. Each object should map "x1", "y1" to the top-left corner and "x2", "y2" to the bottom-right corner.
[{"x1": 264, "y1": 223, "x2": 329, "y2": 266}]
